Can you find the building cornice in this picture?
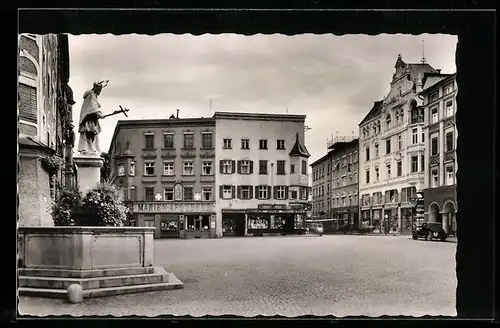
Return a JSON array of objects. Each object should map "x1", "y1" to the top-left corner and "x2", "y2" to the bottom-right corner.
[{"x1": 214, "y1": 111, "x2": 306, "y2": 122}]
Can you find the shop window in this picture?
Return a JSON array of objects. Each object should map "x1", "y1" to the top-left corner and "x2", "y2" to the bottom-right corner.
[
  {"x1": 270, "y1": 215, "x2": 284, "y2": 230},
  {"x1": 248, "y1": 216, "x2": 269, "y2": 230},
  {"x1": 161, "y1": 219, "x2": 178, "y2": 232},
  {"x1": 202, "y1": 215, "x2": 210, "y2": 231},
  {"x1": 144, "y1": 220, "x2": 155, "y2": 227}
]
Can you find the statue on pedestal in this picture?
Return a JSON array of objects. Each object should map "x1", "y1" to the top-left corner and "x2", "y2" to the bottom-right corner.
[{"x1": 77, "y1": 80, "x2": 130, "y2": 155}]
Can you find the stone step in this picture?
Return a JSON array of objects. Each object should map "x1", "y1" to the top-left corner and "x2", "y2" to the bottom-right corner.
[
  {"x1": 19, "y1": 272, "x2": 167, "y2": 290},
  {"x1": 18, "y1": 267, "x2": 156, "y2": 279},
  {"x1": 18, "y1": 280, "x2": 184, "y2": 300}
]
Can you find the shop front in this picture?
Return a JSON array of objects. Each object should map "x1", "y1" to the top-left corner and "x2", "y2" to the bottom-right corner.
[
  {"x1": 400, "y1": 205, "x2": 416, "y2": 235},
  {"x1": 133, "y1": 201, "x2": 216, "y2": 239},
  {"x1": 371, "y1": 206, "x2": 383, "y2": 233},
  {"x1": 360, "y1": 206, "x2": 371, "y2": 230},
  {"x1": 383, "y1": 205, "x2": 399, "y2": 234}
]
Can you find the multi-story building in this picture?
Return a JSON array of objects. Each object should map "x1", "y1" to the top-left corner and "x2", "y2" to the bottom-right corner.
[
  {"x1": 358, "y1": 54, "x2": 440, "y2": 234},
  {"x1": 108, "y1": 113, "x2": 217, "y2": 239},
  {"x1": 215, "y1": 112, "x2": 311, "y2": 237},
  {"x1": 18, "y1": 33, "x2": 75, "y2": 227},
  {"x1": 421, "y1": 72, "x2": 457, "y2": 235},
  {"x1": 329, "y1": 136, "x2": 359, "y2": 230},
  {"x1": 310, "y1": 152, "x2": 332, "y2": 220}
]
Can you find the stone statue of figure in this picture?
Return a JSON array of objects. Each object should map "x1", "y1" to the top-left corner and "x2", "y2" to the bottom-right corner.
[{"x1": 77, "y1": 80, "x2": 108, "y2": 155}]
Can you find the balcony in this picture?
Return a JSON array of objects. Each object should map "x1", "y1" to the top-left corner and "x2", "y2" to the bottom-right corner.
[
  {"x1": 410, "y1": 115, "x2": 424, "y2": 125},
  {"x1": 199, "y1": 147, "x2": 215, "y2": 158},
  {"x1": 180, "y1": 148, "x2": 197, "y2": 158},
  {"x1": 161, "y1": 148, "x2": 176, "y2": 159},
  {"x1": 141, "y1": 148, "x2": 157, "y2": 159}
]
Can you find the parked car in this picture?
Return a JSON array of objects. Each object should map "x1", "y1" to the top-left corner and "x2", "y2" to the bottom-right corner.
[
  {"x1": 306, "y1": 222, "x2": 323, "y2": 236},
  {"x1": 412, "y1": 222, "x2": 448, "y2": 241}
]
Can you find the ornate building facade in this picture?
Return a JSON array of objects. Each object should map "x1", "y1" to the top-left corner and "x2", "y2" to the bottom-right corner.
[
  {"x1": 421, "y1": 73, "x2": 458, "y2": 235},
  {"x1": 358, "y1": 54, "x2": 440, "y2": 234},
  {"x1": 18, "y1": 34, "x2": 75, "y2": 227}
]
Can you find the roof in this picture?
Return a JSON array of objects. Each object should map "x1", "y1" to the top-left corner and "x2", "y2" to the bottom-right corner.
[
  {"x1": 327, "y1": 137, "x2": 359, "y2": 151},
  {"x1": 309, "y1": 151, "x2": 332, "y2": 167},
  {"x1": 289, "y1": 132, "x2": 311, "y2": 158},
  {"x1": 420, "y1": 72, "x2": 456, "y2": 94},
  {"x1": 359, "y1": 100, "x2": 383, "y2": 126},
  {"x1": 19, "y1": 136, "x2": 56, "y2": 155},
  {"x1": 213, "y1": 111, "x2": 306, "y2": 122}
]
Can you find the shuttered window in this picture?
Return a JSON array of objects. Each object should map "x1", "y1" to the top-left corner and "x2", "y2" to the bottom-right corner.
[{"x1": 19, "y1": 83, "x2": 37, "y2": 123}]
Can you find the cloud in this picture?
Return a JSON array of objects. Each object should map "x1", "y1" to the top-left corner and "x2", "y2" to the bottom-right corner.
[{"x1": 68, "y1": 33, "x2": 457, "y2": 165}]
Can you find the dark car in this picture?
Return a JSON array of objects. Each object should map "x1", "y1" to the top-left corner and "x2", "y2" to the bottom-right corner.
[{"x1": 412, "y1": 222, "x2": 448, "y2": 241}]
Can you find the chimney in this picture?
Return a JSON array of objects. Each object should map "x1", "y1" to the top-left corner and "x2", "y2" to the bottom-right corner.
[
  {"x1": 176, "y1": 109, "x2": 179, "y2": 119},
  {"x1": 436, "y1": 69, "x2": 442, "y2": 74}
]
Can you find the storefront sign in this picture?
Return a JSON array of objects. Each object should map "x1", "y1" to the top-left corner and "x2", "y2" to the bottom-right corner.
[{"x1": 134, "y1": 202, "x2": 214, "y2": 213}]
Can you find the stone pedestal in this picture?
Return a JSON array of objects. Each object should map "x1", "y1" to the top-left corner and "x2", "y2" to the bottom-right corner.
[{"x1": 73, "y1": 155, "x2": 104, "y2": 195}]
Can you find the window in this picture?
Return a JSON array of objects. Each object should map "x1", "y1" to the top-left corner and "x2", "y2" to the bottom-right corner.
[
  {"x1": 144, "y1": 219, "x2": 155, "y2": 228},
  {"x1": 290, "y1": 190, "x2": 297, "y2": 199},
  {"x1": 118, "y1": 163, "x2": 125, "y2": 176},
  {"x1": 365, "y1": 147, "x2": 370, "y2": 161},
  {"x1": 398, "y1": 134, "x2": 403, "y2": 150},
  {"x1": 430, "y1": 91, "x2": 439, "y2": 103},
  {"x1": 444, "y1": 83, "x2": 454, "y2": 95},
  {"x1": 431, "y1": 107, "x2": 439, "y2": 124},
  {"x1": 223, "y1": 138, "x2": 232, "y2": 149},
  {"x1": 411, "y1": 155, "x2": 418, "y2": 173},
  {"x1": 221, "y1": 160, "x2": 233, "y2": 174},
  {"x1": 446, "y1": 165, "x2": 455, "y2": 186},
  {"x1": 239, "y1": 160, "x2": 251, "y2": 174},
  {"x1": 386, "y1": 163, "x2": 391, "y2": 178},
  {"x1": 375, "y1": 167, "x2": 379, "y2": 182},
  {"x1": 276, "y1": 186, "x2": 286, "y2": 199},
  {"x1": 301, "y1": 160, "x2": 307, "y2": 175},
  {"x1": 374, "y1": 144, "x2": 379, "y2": 158},
  {"x1": 163, "y1": 133, "x2": 174, "y2": 149},
  {"x1": 446, "y1": 131, "x2": 454, "y2": 152},
  {"x1": 145, "y1": 187, "x2": 155, "y2": 201},
  {"x1": 130, "y1": 186, "x2": 137, "y2": 201},
  {"x1": 446, "y1": 101, "x2": 454, "y2": 117},
  {"x1": 365, "y1": 169, "x2": 370, "y2": 184},
  {"x1": 19, "y1": 83, "x2": 37, "y2": 123},
  {"x1": 129, "y1": 162, "x2": 135, "y2": 176},
  {"x1": 386, "y1": 138, "x2": 391, "y2": 154},
  {"x1": 202, "y1": 160, "x2": 213, "y2": 175},
  {"x1": 183, "y1": 186, "x2": 194, "y2": 201},
  {"x1": 259, "y1": 160, "x2": 268, "y2": 175},
  {"x1": 144, "y1": 134, "x2": 155, "y2": 150},
  {"x1": 259, "y1": 139, "x2": 268, "y2": 149},
  {"x1": 431, "y1": 169, "x2": 439, "y2": 187},
  {"x1": 276, "y1": 160, "x2": 286, "y2": 175},
  {"x1": 240, "y1": 186, "x2": 251, "y2": 199},
  {"x1": 183, "y1": 133, "x2": 194, "y2": 149},
  {"x1": 421, "y1": 154, "x2": 425, "y2": 172},
  {"x1": 241, "y1": 138, "x2": 249, "y2": 149},
  {"x1": 397, "y1": 161, "x2": 402, "y2": 177},
  {"x1": 290, "y1": 164, "x2": 295, "y2": 174},
  {"x1": 201, "y1": 186, "x2": 212, "y2": 201},
  {"x1": 183, "y1": 161, "x2": 194, "y2": 175},
  {"x1": 163, "y1": 161, "x2": 174, "y2": 176},
  {"x1": 386, "y1": 114, "x2": 392, "y2": 128},
  {"x1": 258, "y1": 186, "x2": 268, "y2": 199},
  {"x1": 222, "y1": 185, "x2": 233, "y2": 199},
  {"x1": 422, "y1": 133, "x2": 425, "y2": 143},
  {"x1": 277, "y1": 139, "x2": 286, "y2": 150},
  {"x1": 412, "y1": 128, "x2": 418, "y2": 144},
  {"x1": 164, "y1": 187, "x2": 174, "y2": 201},
  {"x1": 202, "y1": 132, "x2": 213, "y2": 149},
  {"x1": 144, "y1": 161, "x2": 155, "y2": 176},
  {"x1": 353, "y1": 151, "x2": 358, "y2": 162},
  {"x1": 431, "y1": 136, "x2": 439, "y2": 155}
]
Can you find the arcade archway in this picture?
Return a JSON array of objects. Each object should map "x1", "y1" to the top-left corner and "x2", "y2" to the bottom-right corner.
[
  {"x1": 429, "y1": 203, "x2": 441, "y2": 223},
  {"x1": 442, "y1": 201, "x2": 457, "y2": 235}
]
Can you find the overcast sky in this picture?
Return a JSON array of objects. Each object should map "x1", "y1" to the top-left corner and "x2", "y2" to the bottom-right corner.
[{"x1": 68, "y1": 33, "x2": 457, "y2": 166}]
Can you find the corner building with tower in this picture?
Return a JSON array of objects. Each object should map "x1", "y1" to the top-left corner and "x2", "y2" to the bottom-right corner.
[{"x1": 109, "y1": 111, "x2": 311, "y2": 239}]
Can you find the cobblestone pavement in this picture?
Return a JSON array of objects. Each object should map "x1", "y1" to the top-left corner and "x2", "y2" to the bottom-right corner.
[{"x1": 18, "y1": 235, "x2": 457, "y2": 317}]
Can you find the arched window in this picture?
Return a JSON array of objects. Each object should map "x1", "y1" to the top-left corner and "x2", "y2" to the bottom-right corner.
[{"x1": 18, "y1": 56, "x2": 38, "y2": 124}]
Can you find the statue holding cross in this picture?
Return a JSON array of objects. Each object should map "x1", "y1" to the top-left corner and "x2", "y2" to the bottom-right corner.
[{"x1": 77, "y1": 80, "x2": 130, "y2": 155}]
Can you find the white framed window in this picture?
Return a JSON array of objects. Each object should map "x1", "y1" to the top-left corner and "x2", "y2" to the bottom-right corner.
[
  {"x1": 129, "y1": 162, "x2": 136, "y2": 176},
  {"x1": 375, "y1": 167, "x2": 379, "y2": 182},
  {"x1": 241, "y1": 138, "x2": 249, "y2": 149},
  {"x1": 431, "y1": 135, "x2": 439, "y2": 155},
  {"x1": 259, "y1": 139, "x2": 268, "y2": 149},
  {"x1": 445, "y1": 165, "x2": 455, "y2": 186},
  {"x1": 277, "y1": 139, "x2": 286, "y2": 150},
  {"x1": 183, "y1": 160, "x2": 194, "y2": 176},
  {"x1": 300, "y1": 186, "x2": 307, "y2": 199},
  {"x1": 411, "y1": 155, "x2": 418, "y2": 173},
  {"x1": 202, "y1": 160, "x2": 213, "y2": 175},
  {"x1": 222, "y1": 160, "x2": 233, "y2": 174},
  {"x1": 240, "y1": 160, "x2": 250, "y2": 174},
  {"x1": 365, "y1": 169, "x2": 370, "y2": 184},
  {"x1": 223, "y1": 138, "x2": 232, "y2": 149},
  {"x1": 163, "y1": 161, "x2": 175, "y2": 176},
  {"x1": 446, "y1": 100, "x2": 454, "y2": 117},
  {"x1": 258, "y1": 185, "x2": 268, "y2": 199},
  {"x1": 386, "y1": 163, "x2": 391, "y2": 178},
  {"x1": 397, "y1": 161, "x2": 402, "y2": 177},
  {"x1": 398, "y1": 134, "x2": 402, "y2": 150},
  {"x1": 412, "y1": 128, "x2": 418, "y2": 144},
  {"x1": 118, "y1": 163, "x2": 125, "y2": 176},
  {"x1": 164, "y1": 187, "x2": 174, "y2": 201},
  {"x1": 431, "y1": 107, "x2": 439, "y2": 124},
  {"x1": 240, "y1": 186, "x2": 251, "y2": 199},
  {"x1": 202, "y1": 186, "x2": 212, "y2": 201},
  {"x1": 444, "y1": 83, "x2": 454, "y2": 95},
  {"x1": 222, "y1": 185, "x2": 233, "y2": 199},
  {"x1": 276, "y1": 186, "x2": 286, "y2": 199},
  {"x1": 431, "y1": 169, "x2": 439, "y2": 187},
  {"x1": 144, "y1": 161, "x2": 155, "y2": 176},
  {"x1": 430, "y1": 91, "x2": 439, "y2": 103}
]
